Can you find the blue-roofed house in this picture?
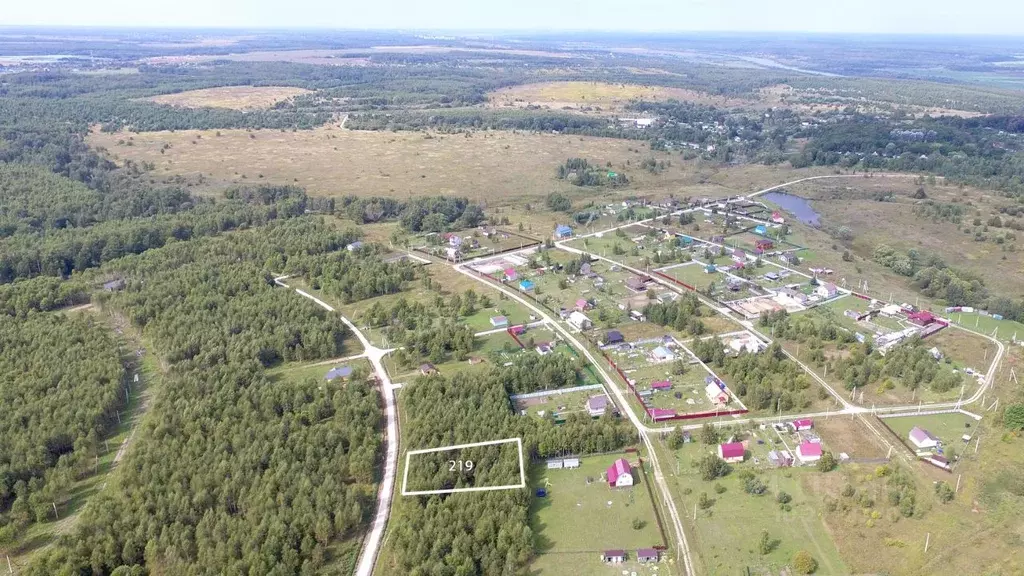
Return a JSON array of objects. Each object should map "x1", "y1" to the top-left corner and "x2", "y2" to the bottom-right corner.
[
  {"x1": 554, "y1": 225, "x2": 573, "y2": 239},
  {"x1": 490, "y1": 316, "x2": 509, "y2": 328},
  {"x1": 519, "y1": 279, "x2": 535, "y2": 291},
  {"x1": 651, "y1": 346, "x2": 675, "y2": 362},
  {"x1": 754, "y1": 224, "x2": 768, "y2": 235},
  {"x1": 325, "y1": 366, "x2": 353, "y2": 381},
  {"x1": 679, "y1": 235, "x2": 694, "y2": 246}
]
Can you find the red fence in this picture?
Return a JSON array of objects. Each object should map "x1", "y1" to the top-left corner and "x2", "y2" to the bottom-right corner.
[{"x1": 652, "y1": 270, "x2": 697, "y2": 293}]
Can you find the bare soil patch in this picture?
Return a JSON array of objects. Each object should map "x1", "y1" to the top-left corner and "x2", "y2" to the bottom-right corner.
[{"x1": 145, "y1": 86, "x2": 312, "y2": 110}]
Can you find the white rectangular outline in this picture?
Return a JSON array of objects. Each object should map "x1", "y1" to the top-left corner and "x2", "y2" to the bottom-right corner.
[{"x1": 401, "y1": 438, "x2": 526, "y2": 496}]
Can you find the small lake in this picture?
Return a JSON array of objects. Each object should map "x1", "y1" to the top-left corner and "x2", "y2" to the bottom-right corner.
[{"x1": 762, "y1": 191, "x2": 821, "y2": 226}]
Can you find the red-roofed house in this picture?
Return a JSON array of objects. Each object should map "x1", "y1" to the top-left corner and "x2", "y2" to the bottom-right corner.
[
  {"x1": 907, "y1": 310, "x2": 936, "y2": 326},
  {"x1": 504, "y1": 268, "x2": 518, "y2": 281},
  {"x1": 575, "y1": 298, "x2": 590, "y2": 312},
  {"x1": 718, "y1": 442, "x2": 745, "y2": 463},
  {"x1": 771, "y1": 211, "x2": 785, "y2": 224},
  {"x1": 790, "y1": 419, "x2": 813, "y2": 431},
  {"x1": 797, "y1": 442, "x2": 822, "y2": 462},
  {"x1": 650, "y1": 408, "x2": 676, "y2": 421},
  {"x1": 651, "y1": 380, "x2": 672, "y2": 391},
  {"x1": 606, "y1": 458, "x2": 634, "y2": 487}
]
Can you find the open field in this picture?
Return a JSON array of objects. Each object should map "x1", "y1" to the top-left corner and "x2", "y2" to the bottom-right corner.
[
  {"x1": 813, "y1": 416, "x2": 889, "y2": 460},
  {"x1": 528, "y1": 455, "x2": 665, "y2": 575},
  {"x1": 88, "y1": 126, "x2": 831, "y2": 202},
  {"x1": 488, "y1": 81, "x2": 737, "y2": 112},
  {"x1": 512, "y1": 387, "x2": 604, "y2": 420},
  {"x1": 145, "y1": 86, "x2": 312, "y2": 109},
  {"x1": 786, "y1": 177, "x2": 1024, "y2": 297},
  {"x1": 144, "y1": 45, "x2": 576, "y2": 66}
]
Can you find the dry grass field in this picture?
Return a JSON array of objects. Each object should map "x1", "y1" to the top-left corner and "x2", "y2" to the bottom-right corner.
[
  {"x1": 786, "y1": 177, "x2": 1024, "y2": 296},
  {"x1": 487, "y1": 80, "x2": 741, "y2": 112},
  {"x1": 143, "y1": 45, "x2": 574, "y2": 66},
  {"x1": 145, "y1": 86, "x2": 313, "y2": 110},
  {"x1": 758, "y1": 84, "x2": 984, "y2": 118},
  {"x1": 89, "y1": 126, "x2": 818, "y2": 202}
]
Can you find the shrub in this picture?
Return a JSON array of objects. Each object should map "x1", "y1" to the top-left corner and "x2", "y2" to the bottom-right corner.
[
  {"x1": 632, "y1": 517, "x2": 646, "y2": 530},
  {"x1": 698, "y1": 492, "x2": 714, "y2": 510},
  {"x1": 817, "y1": 451, "x2": 838, "y2": 472},
  {"x1": 776, "y1": 491, "x2": 792, "y2": 504},
  {"x1": 714, "y1": 483, "x2": 727, "y2": 494},
  {"x1": 792, "y1": 550, "x2": 818, "y2": 574},
  {"x1": 744, "y1": 477, "x2": 767, "y2": 495},
  {"x1": 935, "y1": 481, "x2": 955, "y2": 503},
  {"x1": 841, "y1": 484, "x2": 856, "y2": 498}
]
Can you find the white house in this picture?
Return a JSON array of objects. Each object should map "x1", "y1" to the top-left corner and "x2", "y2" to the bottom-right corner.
[
  {"x1": 705, "y1": 383, "x2": 728, "y2": 404},
  {"x1": 815, "y1": 283, "x2": 838, "y2": 299},
  {"x1": 567, "y1": 311, "x2": 593, "y2": 331},
  {"x1": 909, "y1": 426, "x2": 939, "y2": 450}
]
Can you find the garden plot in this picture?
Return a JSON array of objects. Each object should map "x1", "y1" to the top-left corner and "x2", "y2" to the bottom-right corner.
[
  {"x1": 880, "y1": 411, "x2": 980, "y2": 458},
  {"x1": 608, "y1": 338, "x2": 729, "y2": 416},
  {"x1": 511, "y1": 386, "x2": 606, "y2": 421},
  {"x1": 528, "y1": 454, "x2": 665, "y2": 576}
]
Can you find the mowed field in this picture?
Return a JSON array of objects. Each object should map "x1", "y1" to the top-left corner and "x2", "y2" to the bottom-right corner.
[
  {"x1": 145, "y1": 86, "x2": 312, "y2": 109},
  {"x1": 89, "y1": 126, "x2": 814, "y2": 201},
  {"x1": 487, "y1": 81, "x2": 739, "y2": 112}
]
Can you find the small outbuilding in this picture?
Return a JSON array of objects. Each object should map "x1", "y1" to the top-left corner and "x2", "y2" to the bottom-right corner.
[
  {"x1": 651, "y1": 380, "x2": 672, "y2": 391},
  {"x1": 504, "y1": 268, "x2": 518, "y2": 281},
  {"x1": 605, "y1": 330, "x2": 624, "y2": 345},
  {"x1": 650, "y1": 346, "x2": 675, "y2": 362},
  {"x1": 419, "y1": 363, "x2": 438, "y2": 376},
  {"x1": 554, "y1": 225, "x2": 574, "y2": 239},
  {"x1": 490, "y1": 315, "x2": 509, "y2": 328},
  {"x1": 519, "y1": 279, "x2": 535, "y2": 291}
]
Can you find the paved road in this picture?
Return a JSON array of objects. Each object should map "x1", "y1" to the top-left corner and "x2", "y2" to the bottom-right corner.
[
  {"x1": 275, "y1": 278, "x2": 399, "y2": 576},
  {"x1": 453, "y1": 264, "x2": 698, "y2": 576}
]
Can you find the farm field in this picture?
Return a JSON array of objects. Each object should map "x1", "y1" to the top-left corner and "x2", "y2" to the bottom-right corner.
[
  {"x1": 145, "y1": 85, "x2": 312, "y2": 109},
  {"x1": 528, "y1": 455, "x2": 666, "y2": 575}
]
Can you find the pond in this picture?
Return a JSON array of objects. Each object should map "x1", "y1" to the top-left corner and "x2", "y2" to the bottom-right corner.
[{"x1": 762, "y1": 191, "x2": 821, "y2": 226}]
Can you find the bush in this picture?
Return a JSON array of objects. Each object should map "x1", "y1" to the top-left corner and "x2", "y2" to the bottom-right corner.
[
  {"x1": 1004, "y1": 403, "x2": 1024, "y2": 430},
  {"x1": 776, "y1": 491, "x2": 792, "y2": 504},
  {"x1": 632, "y1": 517, "x2": 646, "y2": 530},
  {"x1": 744, "y1": 476, "x2": 767, "y2": 495},
  {"x1": 758, "y1": 530, "x2": 773, "y2": 555},
  {"x1": 935, "y1": 481, "x2": 955, "y2": 503},
  {"x1": 792, "y1": 550, "x2": 818, "y2": 574},
  {"x1": 698, "y1": 492, "x2": 714, "y2": 509},
  {"x1": 817, "y1": 451, "x2": 838, "y2": 472},
  {"x1": 698, "y1": 454, "x2": 730, "y2": 481},
  {"x1": 714, "y1": 483, "x2": 727, "y2": 494}
]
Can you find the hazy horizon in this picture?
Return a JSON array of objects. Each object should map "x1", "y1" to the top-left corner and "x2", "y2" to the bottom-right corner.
[{"x1": 3, "y1": 0, "x2": 1023, "y2": 36}]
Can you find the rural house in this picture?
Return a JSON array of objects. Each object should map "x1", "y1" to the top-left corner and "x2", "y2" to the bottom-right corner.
[
  {"x1": 490, "y1": 315, "x2": 508, "y2": 328},
  {"x1": 815, "y1": 282, "x2": 838, "y2": 299},
  {"x1": 718, "y1": 442, "x2": 745, "y2": 463},
  {"x1": 601, "y1": 550, "x2": 625, "y2": 563},
  {"x1": 790, "y1": 418, "x2": 813, "y2": 431},
  {"x1": 637, "y1": 548, "x2": 660, "y2": 563},
  {"x1": 604, "y1": 330, "x2": 624, "y2": 345},
  {"x1": 626, "y1": 275, "x2": 651, "y2": 292},
  {"x1": 651, "y1": 380, "x2": 672, "y2": 391},
  {"x1": 504, "y1": 267, "x2": 518, "y2": 281},
  {"x1": 587, "y1": 395, "x2": 608, "y2": 417},
  {"x1": 574, "y1": 298, "x2": 590, "y2": 312},
  {"x1": 797, "y1": 441, "x2": 822, "y2": 462},
  {"x1": 907, "y1": 310, "x2": 937, "y2": 326},
  {"x1": 768, "y1": 450, "x2": 793, "y2": 467},
  {"x1": 606, "y1": 458, "x2": 634, "y2": 487},
  {"x1": 568, "y1": 311, "x2": 593, "y2": 330},
  {"x1": 419, "y1": 363, "x2": 438, "y2": 376},
  {"x1": 705, "y1": 383, "x2": 728, "y2": 405},
  {"x1": 771, "y1": 211, "x2": 785, "y2": 224},
  {"x1": 650, "y1": 345, "x2": 675, "y2": 362},
  {"x1": 519, "y1": 279, "x2": 535, "y2": 291},
  {"x1": 325, "y1": 366, "x2": 353, "y2": 381},
  {"x1": 554, "y1": 225, "x2": 573, "y2": 239},
  {"x1": 909, "y1": 426, "x2": 939, "y2": 449}
]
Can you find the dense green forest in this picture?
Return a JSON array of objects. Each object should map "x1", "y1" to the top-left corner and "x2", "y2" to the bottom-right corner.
[
  {"x1": 0, "y1": 313, "x2": 125, "y2": 541},
  {"x1": 21, "y1": 220, "x2": 389, "y2": 574},
  {"x1": 384, "y1": 357, "x2": 636, "y2": 575}
]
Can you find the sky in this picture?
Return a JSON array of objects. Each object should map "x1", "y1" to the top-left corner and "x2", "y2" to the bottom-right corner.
[{"x1": 3, "y1": 0, "x2": 1024, "y2": 36}]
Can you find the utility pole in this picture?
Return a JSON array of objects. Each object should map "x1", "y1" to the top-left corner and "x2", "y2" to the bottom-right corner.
[
  {"x1": 924, "y1": 533, "x2": 931, "y2": 553},
  {"x1": 955, "y1": 474, "x2": 962, "y2": 493}
]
